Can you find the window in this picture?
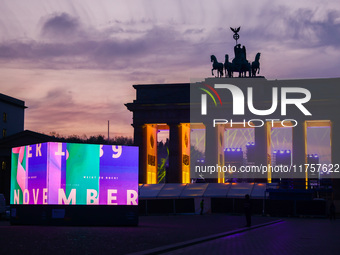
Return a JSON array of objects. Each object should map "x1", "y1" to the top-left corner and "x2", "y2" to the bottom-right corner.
[
  {"x1": 1, "y1": 161, "x2": 6, "y2": 171},
  {"x1": 3, "y1": 112, "x2": 7, "y2": 123},
  {"x1": 2, "y1": 129, "x2": 6, "y2": 138}
]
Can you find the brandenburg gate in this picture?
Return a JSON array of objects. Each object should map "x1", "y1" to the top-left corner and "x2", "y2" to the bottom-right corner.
[{"x1": 125, "y1": 77, "x2": 340, "y2": 199}]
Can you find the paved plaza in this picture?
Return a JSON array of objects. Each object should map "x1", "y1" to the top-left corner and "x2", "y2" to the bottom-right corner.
[
  {"x1": 0, "y1": 214, "x2": 338, "y2": 255},
  {"x1": 145, "y1": 218, "x2": 340, "y2": 255}
]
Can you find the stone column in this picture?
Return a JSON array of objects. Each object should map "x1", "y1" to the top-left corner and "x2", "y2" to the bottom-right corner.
[
  {"x1": 168, "y1": 123, "x2": 182, "y2": 183},
  {"x1": 133, "y1": 124, "x2": 146, "y2": 184},
  {"x1": 217, "y1": 124, "x2": 225, "y2": 183},
  {"x1": 292, "y1": 121, "x2": 307, "y2": 189},
  {"x1": 144, "y1": 124, "x2": 158, "y2": 184},
  {"x1": 331, "y1": 118, "x2": 340, "y2": 199},
  {"x1": 179, "y1": 123, "x2": 191, "y2": 183},
  {"x1": 255, "y1": 124, "x2": 270, "y2": 182},
  {"x1": 204, "y1": 123, "x2": 219, "y2": 183}
]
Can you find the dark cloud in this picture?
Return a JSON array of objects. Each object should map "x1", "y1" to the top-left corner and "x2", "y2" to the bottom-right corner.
[
  {"x1": 0, "y1": 42, "x2": 34, "y2": 59},
  {"x1": 41, "y1": 13, "x2": 80, "y2": 40},
  {"x1": 0, "y1": 23, "x2": 208, "y2": 70},
  {"x1": 0, "y1": 9, "x2": 339, "y2": 75},
  {"x1": 287, "y1": 9, "x2": 340, "y2": 48},
  {"x1": 245, "y1": 8, "x2": 340, "y2": 49}
]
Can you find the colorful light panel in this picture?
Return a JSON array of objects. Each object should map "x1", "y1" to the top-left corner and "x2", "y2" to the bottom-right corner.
[{"x1": 10, "y1": 142, "x2": 138, "y2": 205}]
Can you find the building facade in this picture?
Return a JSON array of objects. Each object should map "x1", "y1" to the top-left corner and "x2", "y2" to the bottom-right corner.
[
  {"x1": 126, "y1": 77, "x2": 340, "y2": 200},
  {"x1": 0, "y1": 93, "x2": 26, "y2": 139},
  {"x1": 0, "y1": 93, "x2": 26, "y2": 203}
]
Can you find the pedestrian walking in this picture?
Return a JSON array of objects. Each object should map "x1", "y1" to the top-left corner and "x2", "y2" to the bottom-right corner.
[
  {"x1": 330, "y1": 201, "x2": 336, "y2": 220},
  {"x1": 200, "y1": 199, "x2": 204, "y2": 215},
  {"x1": 244, "y1": 194, "x2": 251, "y2": 227}
]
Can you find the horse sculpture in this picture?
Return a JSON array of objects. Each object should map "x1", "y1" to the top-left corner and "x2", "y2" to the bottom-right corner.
[
  {"x1": 251, "y1": 53, "x2": 261, "y2": 77},
  {"x1": 232, "y1": 44, "x2": 251, "y2": 77},
  {"x1": 210, "y1": 55, "x2": 224, "y2": 77},
  {"x1": 224, "y1": 54, "x2": 233, "y2": 78},
  {"x1": 211, "y1": 27, "x2": 262, "y2": 78},
  {"x1": 224, "y1": 54, "x2": 251, "y2": 78},
  {"x1": 224, "y1": 52, "x2": 261, "y2": 78}
]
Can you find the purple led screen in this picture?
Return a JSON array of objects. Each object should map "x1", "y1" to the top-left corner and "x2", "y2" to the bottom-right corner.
[{"x1": 11, "y1": 143, "x2": 139, "y2": 205}]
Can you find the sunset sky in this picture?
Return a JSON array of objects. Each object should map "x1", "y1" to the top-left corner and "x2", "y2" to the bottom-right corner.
[{"x1": 1, "y1": 0, "x2": 339, "y2": 138}]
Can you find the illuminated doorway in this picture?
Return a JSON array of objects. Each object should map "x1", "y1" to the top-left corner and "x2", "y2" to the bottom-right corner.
[
  {"x1": 224, "y1": 124, "x2": 254, "y2": 183},
  {"x1": 306, "y1": 120, "x2": 332, "y2": 188}
]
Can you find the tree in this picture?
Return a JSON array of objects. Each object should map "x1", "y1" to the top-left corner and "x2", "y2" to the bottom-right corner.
[{"x1": 48, "y1": 132, "x2": 133, "y2": 145}]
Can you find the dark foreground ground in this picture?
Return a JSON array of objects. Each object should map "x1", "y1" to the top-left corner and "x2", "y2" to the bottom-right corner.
[{"x1": 0, "y1": 214, "x2": 338, "y2": 255}]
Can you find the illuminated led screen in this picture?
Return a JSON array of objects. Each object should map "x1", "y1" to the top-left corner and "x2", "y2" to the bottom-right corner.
[{"x1": 11, "y1": 142, "x2": 138, "y2": 205}]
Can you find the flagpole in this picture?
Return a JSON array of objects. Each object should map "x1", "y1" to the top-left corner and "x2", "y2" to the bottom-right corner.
[{"x1": 108, "y1": 120, "x2": 110, "y2": 144}]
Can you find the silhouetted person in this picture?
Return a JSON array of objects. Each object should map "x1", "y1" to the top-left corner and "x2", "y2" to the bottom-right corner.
[
  {"x1": 234, "y1": 44, "x2": 242, "y2": 62},
  {"x1": 330, "y1": 201, "x2": 336, "y2": 220},
  {"x1": 242, "y1": 46, "x2": 247, "y2": 61},
  {"x1": 244, "y1": 194, "x2": 251, "y2": 227},
  {"x1": 200, "y1": 199, "x2": 204, "y2": 215}
]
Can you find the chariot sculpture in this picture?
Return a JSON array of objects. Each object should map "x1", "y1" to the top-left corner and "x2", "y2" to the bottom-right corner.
[{"x1": 211, "y1": 27, "x2": 261, "y2": 78}]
